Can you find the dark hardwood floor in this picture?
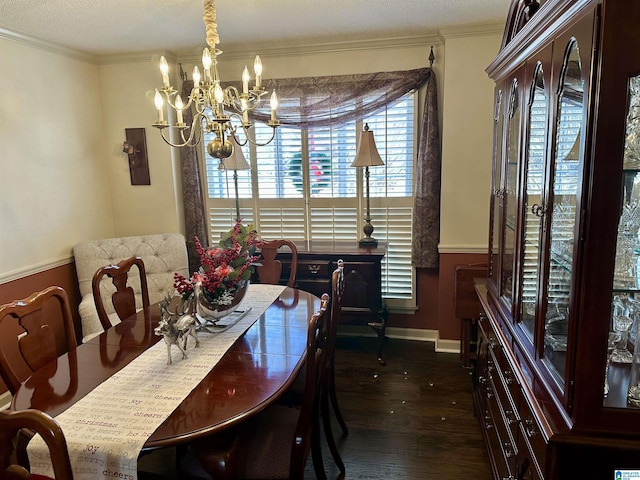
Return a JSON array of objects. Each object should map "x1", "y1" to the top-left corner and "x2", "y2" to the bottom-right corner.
[
  {"x1": 309, "y1": 335, "x2": 493, "y2": 479},
  {"x1": 139, "y1": 335, "x2": 493, "y2": 479}
]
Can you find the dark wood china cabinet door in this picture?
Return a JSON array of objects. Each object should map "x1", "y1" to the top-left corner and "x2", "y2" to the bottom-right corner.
[
  {"x1": 518, "y1": 59, "x2": 549, "y2": 345},
  {"x1": 489, "y1": 88, "x2": 504, "y2": 288},
  {"x1": 539, "y1": 38, "x2": 586, "y2": 393},
  {"x1": 501, "y1": 78, "x2": 522, "y2": 311}
]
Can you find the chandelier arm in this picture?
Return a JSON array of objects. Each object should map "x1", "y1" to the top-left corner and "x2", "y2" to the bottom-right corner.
[
  {"x1": 192, "y1": 98, "x2": 207, "y2": 116},
  {"x1": 159, "y1": 128, "x2": 199, "y2": 149},
  {"x1": 222, "y1": 85, "x2": 268, "y2": 113},
  {"x1": 178, "y1": 126, "x2": 197, "y2": 146},
  {"x1": 225, "y1": 114, "x2": 252, "y2": 147},
  {"x1": 162, "y1": 91, "x2": 182, "y2": 111},
  {"x1": 223, "y1": 85, "x2": 241, "y2": 109},
  {"x1": 180, "y1": 93, "x2": 197, "y2": 111},
  {"x1": 229, "y1": 129, "x2": 248, "y2": 147},
  {"x1": 243, "y1": 125, "x2": 278, "y2": 147}
]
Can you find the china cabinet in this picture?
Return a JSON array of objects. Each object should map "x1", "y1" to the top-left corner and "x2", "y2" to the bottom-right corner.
[{"x1": 476, "y1": 0, "x2": 640, "y2": 478}]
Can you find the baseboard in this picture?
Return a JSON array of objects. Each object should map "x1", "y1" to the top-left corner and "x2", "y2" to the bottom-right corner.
[
  {"x1": 0, "y1": 391, "x2": 12, "y2": 411},
  {"x1": 338, "y1": 325, "x2": 460, "y2": 354},
  {"x1": 435, "y1": 338, "x2": 462, "y2": 354}
]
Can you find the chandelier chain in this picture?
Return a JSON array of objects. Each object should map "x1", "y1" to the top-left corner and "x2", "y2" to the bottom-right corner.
[{"x1": 203, "y1": 0, "x2": 219, "y2": 49}]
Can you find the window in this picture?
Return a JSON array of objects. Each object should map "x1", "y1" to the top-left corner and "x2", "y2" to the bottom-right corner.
[{"x1": 203, "y1": 94, "x2": 417, "y2": 308}]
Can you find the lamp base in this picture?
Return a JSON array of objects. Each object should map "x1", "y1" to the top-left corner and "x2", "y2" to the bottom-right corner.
[{"x1": 358, "y1": 237, "x2": 378, "y2": 248}]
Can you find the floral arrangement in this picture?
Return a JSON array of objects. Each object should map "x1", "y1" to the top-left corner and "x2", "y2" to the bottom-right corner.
[{"x1": 174, "y1": 220, "x2": 259, "y2": 306}]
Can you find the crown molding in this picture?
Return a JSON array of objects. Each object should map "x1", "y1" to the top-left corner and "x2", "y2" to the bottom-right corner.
[
  {"x1": 96, "y1": 50, "x2": 179, "y2": 66},
  {"x1": 0, "y1": 27, "x2": 97, "y2": 63},
  {"x1": 439, "y1": 22, "x2": 504, "y2": 39},
  {"x1": 1, "y1": 22, "x2": 501, "y2": 66},
  {"x1": 175, "y1": 33, "x2": 444, "y2": 63}
]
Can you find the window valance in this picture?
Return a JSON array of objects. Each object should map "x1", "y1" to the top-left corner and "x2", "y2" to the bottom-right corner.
[{"x1": 223, "y1": 67, "x2": 432, "y2": 129}]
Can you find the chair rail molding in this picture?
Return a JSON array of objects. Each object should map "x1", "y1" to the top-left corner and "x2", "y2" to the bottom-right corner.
[{"x1": 0, "y1": 255, "x2": 74, "y2": 285}]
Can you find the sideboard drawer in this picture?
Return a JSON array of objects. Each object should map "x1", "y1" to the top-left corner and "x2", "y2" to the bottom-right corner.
[
  {"x1": 297, "y1": 260, "x2": 331, "y2": 280},
  {"x1": 519, "y1": 395, "x2": 547, "y2": 475}
]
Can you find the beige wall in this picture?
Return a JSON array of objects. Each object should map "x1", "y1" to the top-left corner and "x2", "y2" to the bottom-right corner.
[
  {"x1": 0, "y1": 27, "x2": 501, "y2": 284},
  {"x1": 0, "y1": 39, "x2": 113, "y2": 280},
  {"x1": 97, "y1": 57, "x2": 183, "y2": 237},
  {"x1": 439, "y1": 31, "x2": 502, "y2": 253}
]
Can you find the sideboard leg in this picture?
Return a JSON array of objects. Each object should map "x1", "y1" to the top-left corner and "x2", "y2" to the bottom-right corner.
[{"x1": 368, "y1": 305, "x2": 388, "y2": 366}]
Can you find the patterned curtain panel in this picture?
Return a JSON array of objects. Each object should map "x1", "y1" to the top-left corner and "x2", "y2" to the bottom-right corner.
[
  {"x1": 180, "y1": 80, "x2": 209, "y2": 273},
  {"x1": 412, "y1": 72, "x2": 441, "y2": 269}
]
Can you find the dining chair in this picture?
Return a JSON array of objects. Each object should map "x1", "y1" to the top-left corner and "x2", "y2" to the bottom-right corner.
[
  {"x1": 278, "y1": 262, "x2": 349, "y2": 477},
  {"x1": 0, "y1": 408, "x2": 73, "y2": 480},
  {"x1": 320, "y1": 261, "x2": 348, "y2": 476},
  {"x1": 255, "y1": 239, "x2": 298, "y2": 287},
  {"x1": 0, "y1": 286, "x2": 77, "y2": 395},
  {"x1": 92, "y1": 256, "x2": 150, "y2": 331},
  {"x1": 186, "y1": 293, "x2": 331, "y2": 480}
]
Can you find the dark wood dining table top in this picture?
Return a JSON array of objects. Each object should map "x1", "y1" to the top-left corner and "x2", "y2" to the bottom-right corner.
[{"x1": 11, "y1": 287, "x2": 319, "y2": 449}]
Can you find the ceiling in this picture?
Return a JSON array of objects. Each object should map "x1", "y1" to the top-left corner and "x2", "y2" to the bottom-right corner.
[{"x1": 0, "y1": 0, "x2": 510, "y2": 57}]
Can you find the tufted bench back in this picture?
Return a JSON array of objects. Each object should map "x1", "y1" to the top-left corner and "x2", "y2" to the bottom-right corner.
[{"x1": 73, "y1": 233, "x2": 189, "y2": 342}]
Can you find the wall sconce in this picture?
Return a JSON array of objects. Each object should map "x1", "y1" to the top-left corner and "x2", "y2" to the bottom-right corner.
[
  {"x1": 123, "y1": 128, "x2": 150, "y2": 185},
  {"x1": 351, "y1": 123, "x2": 384, "y2": 247},
  {"x1": 122, "y1": 141, "x2": 136, "y2": 156}
]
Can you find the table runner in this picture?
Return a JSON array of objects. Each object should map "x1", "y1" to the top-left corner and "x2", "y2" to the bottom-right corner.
[{"x1": 27, "y1": 284, "x2": 286, "y2": 480}]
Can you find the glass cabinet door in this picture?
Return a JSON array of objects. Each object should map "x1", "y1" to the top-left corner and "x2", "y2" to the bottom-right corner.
[
  {"x1": 501, "y1": 80, "x2": 521, "y2": 308},
  {"x1": 542, "y1": 39, "x2": 584, "y2": 386},
  {"x1": 489, "y1": 89, "x2": 504, "y2": 285},
  {"x1": 606, "y1": 73, "x2": 640, "y2": 408},
  {"x1": 519, "y1": 62, "x2": 547, "y2": 342}
]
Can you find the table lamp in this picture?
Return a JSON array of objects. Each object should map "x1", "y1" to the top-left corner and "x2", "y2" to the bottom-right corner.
[
  {"x1": 219, "y1": 138, "x2": 250, "y2": 221},
  {"x1": 351, "y1": 124, "x2": 384, "y2": 247}
]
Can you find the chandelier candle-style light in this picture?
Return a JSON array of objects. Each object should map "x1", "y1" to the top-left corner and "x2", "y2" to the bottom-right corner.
[{"x1": 152, "y1": 0, "x2": 279, "y2": 163}]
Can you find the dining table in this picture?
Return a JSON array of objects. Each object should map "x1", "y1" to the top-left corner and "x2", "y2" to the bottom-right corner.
[{"x1": 11, "y1": 285, "x2": 320, "y2": 479}]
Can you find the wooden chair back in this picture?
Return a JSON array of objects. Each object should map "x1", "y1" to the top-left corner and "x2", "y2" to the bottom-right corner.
[
  {"x1": 255, "y1": 239, "x2": 298, "y2": 287},
  {"x1": 92, "y1": 256, "x2": 150, "y2": 330},
  {"x1": 329, "y1": 260, "x2": 345, "y2": 358},
  {"x1": 319, "y1": 261, "x2": 348, "y2": 475},
  {"x1": 288, "y1": 292, "x2": 330, "y2": 476},
  {"x1": 0, "y1": 409, "x2": 73, "y2": 480},
  {"x1": 0, "y1": 286, "x2": 77, "y2": 395}
]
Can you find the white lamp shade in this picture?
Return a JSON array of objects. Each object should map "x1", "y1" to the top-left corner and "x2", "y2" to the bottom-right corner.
[
  {"x1": 221, "y1": 138, "x2": 250, "y2": 171},
  {"x1": 351, "y1": 124, "x2": 384, "y2": 168}
]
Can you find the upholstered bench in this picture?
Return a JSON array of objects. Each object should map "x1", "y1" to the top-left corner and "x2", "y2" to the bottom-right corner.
[{"x1": 73, "y1": 233, "x2": 189, "y2": 342}]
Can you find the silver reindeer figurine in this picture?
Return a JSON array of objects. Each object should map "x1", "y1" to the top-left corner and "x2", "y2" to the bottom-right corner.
[{"x1": 155, "y1": 294, "x2": 200, "y2": 365}]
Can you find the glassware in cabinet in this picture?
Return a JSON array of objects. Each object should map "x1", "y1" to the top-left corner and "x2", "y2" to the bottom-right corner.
[
  {"x1": 541, "y1": 39, "x2": 585, "y2": 387},
  {"x1": 607, "y1": 73, "x2": 640, "y2": 409}
]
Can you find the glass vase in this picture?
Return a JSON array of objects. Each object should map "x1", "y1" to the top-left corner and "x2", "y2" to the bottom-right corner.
[{"x1": 195, "y1": 280, "x2": 249, "y2": 328}]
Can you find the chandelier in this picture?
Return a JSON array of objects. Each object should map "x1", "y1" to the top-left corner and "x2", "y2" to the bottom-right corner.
[{"x1": 151, "y1": 0, "x2": 279, "y2": 162}]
